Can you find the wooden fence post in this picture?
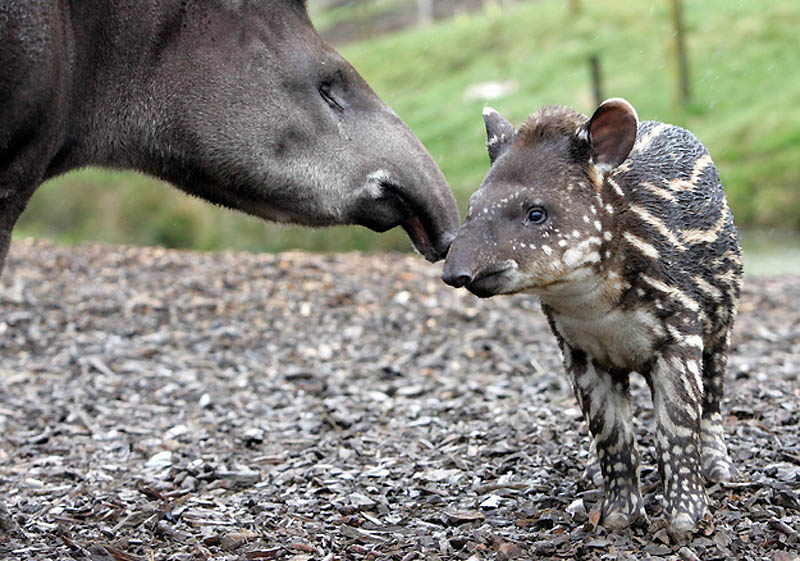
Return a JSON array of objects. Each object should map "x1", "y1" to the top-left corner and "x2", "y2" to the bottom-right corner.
[
  {"x1": 418, "y1": 0, "x2": 434, "y2": 26},
  {"x1": 671, "y1": 0, "x2": 691, "y2": 105}
]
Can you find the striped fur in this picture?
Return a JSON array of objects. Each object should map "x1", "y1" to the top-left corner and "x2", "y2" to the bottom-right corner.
[{"x1": 442, "y1": 100, "x2": 742, "y2": 539}]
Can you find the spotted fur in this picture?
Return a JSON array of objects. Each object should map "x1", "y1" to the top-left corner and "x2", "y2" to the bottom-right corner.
[{"x1": 442, "y1": 98, "x2": 742, "y2": 539}]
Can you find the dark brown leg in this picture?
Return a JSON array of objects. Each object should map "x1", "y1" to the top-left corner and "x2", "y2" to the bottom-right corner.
[
  {"x1": 564, "y1": 346, "x2": 646, "y2": 530},
  {"x1": 700, "y1": 332, "x2": 737, "y2": 482},
  {"x1": 648, "y1": 340, "x2": 707, "y2": 538}
]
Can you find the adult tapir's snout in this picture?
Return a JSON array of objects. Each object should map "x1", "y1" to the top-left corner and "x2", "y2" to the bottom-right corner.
[{"x1": 346, "y1": 110, "x2": 460, "y2": 262}]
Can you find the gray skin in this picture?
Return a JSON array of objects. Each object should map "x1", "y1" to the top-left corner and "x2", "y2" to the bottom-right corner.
[{"x1": 0, "y1": 0, "x2": 459, "y2": 273}]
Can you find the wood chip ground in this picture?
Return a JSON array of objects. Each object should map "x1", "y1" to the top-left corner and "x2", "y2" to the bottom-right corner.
[{"x1": 1, "y1": 239, "x2": 798, "y2": 560}]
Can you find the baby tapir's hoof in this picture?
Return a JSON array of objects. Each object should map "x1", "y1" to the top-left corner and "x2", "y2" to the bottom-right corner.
[
  {"x1": 701, "y1": 418, "x2": 738, "y2": 483},
  {"x1": 669, "y1": 513, "x2": 698, "y2": 540},
  {"x1": 667, "y1": 509, "x2": 713, "y2": 542},
  {"x1": 602, "y1": 500, "x2": 649, "y2": 532},
  {"x1": 702, "y1": 453, "x2": 738, "y2": 483}
]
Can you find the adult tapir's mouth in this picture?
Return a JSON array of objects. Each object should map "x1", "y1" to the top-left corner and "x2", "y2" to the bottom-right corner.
[
  {"x1": 401, "y1": 215, "x2": 432, "y2": 260},
  {"x1": 379, "y1": 181, "x2": 452, "y2": 263}
]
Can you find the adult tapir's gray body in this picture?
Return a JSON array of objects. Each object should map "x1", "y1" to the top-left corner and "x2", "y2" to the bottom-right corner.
[{"x1": 0, "y1": 0, "x2": 459, "y2": 271}]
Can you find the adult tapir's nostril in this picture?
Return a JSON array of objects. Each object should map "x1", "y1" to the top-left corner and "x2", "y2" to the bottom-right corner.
[{"x1": 441, "y1": 270, "x2": 473, "y2": 288}]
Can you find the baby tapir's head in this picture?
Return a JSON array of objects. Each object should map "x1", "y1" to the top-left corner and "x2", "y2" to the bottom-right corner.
[{"x1": 442, "y1": 98, "x2": 638, "y2": 298}]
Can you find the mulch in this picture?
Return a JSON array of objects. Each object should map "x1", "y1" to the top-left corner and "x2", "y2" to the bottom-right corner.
[{"x1": 1, "y1": 239, "x2": 798, "y2": 561}]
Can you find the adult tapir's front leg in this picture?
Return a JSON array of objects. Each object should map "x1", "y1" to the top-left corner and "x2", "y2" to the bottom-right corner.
[
  {"x1": 562, "y1": 345, "x2": 647, "y2": 530},
  {"x1": 1, "y1": 177, "x2": 43, "y2": 273},
  {"x1": 646, "y1": 337, "x2": 707, "y2": 538}
]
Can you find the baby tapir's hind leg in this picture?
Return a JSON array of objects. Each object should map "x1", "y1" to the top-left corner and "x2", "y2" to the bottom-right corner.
[
  {"x1": 648, "y1": 342, "x2": 707, "y2": 538},
  {"x1": 700, "y1": 333, "x2": 737, "y2": 482},
  {"x1": 564, "y1": 347, "x2": 647, "y2": 530}
]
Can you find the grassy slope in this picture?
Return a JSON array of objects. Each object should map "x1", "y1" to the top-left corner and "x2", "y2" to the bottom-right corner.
[
  {"x1": 339, "y1": 0, "x2": 800, "y2": 222},
  {"x1": 15, "y1": 0, "x2": 800, "y2": 257}
]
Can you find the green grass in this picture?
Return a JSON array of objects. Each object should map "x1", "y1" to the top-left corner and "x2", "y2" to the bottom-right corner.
[
  {"x1": 741, "y1": 230, "x2": 800, "y2": 276},
  {"x1": 15, "y1": 0, "x2": 800, "y2": 261},
  {"x1": 307, "y1": 0, "x2": 409, "y2": 33}
]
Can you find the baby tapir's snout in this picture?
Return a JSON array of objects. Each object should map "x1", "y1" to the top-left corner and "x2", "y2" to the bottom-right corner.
[
  {"x1": 441, "y1": 224, "x2": 516, "y2": 297},
  {"x1": 440, "y1": 264, "x2": 472, "y2": 289},
  {"x1": 441, "y1": 226, "x2": 483, "y2": 288}
]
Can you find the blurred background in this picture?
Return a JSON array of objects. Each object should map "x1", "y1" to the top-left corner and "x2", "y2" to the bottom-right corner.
[{"x1": 14, "y1": 0, "x2": 800, "y2": 273}]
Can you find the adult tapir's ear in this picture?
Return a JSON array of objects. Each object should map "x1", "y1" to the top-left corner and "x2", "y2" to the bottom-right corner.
[
  {"x1": 483, "y1": 107, "x2": 515, "y2": 164},
  {"x1": 584, "y1": 98, "x2": 638, "y2": 171}
]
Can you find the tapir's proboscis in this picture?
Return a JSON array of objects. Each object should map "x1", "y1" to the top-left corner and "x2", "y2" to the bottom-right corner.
[{"x1": 0, "y1": 0, "x2": 460, "y2": 272}]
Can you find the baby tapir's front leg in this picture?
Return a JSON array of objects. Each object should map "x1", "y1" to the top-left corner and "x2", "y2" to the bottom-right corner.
[
  {"x1": 646, "y1": 337, "x2": 708, "y2": 537},
  {"x1": 562, "y1": 345, "x2": 647, "y2": 529}
]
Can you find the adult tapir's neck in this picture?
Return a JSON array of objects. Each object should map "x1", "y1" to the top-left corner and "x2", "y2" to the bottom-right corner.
[{"x1": 47, "y1": 1, "x2": 177, "y2": 176}]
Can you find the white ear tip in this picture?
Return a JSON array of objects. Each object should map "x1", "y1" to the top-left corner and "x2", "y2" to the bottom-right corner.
[
  {"x1": 600, "y1": 97, "x2": 632, "y2": 107},
  {"x1": 482, "y1": 106, "x2": 500, "y2": 118},
  {"x1": 600, "y1": 97, "x2": 638, "y2": 122}
]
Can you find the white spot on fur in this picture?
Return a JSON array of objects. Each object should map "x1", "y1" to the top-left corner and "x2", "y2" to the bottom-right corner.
[
  {"x1": 562, "y1": 237, "x2": 602, "y2": 268},
  {"x1": 593, "y1": 162, "x2": 614, "y2": 176},
  {"x1": 364, "y1": 170, "x2": 390, "y2": 198}
]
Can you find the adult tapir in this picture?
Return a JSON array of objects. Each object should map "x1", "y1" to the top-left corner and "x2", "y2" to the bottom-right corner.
[{"x1": 0, "y1": 0, "x2": 460, "y2": 272}]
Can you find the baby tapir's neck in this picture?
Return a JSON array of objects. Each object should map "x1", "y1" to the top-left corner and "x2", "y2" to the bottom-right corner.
[{"x1": 536, "y1": 263, "x2": 666, "y2": 373}]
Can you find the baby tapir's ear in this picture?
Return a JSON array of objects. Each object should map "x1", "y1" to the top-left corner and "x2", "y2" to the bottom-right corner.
[
  {"x1": 483, "y1": 107, "x2": 515, "y2": 164},
  {"x1": 585, "y1": 98, "x2": 638, "y2": 171}
]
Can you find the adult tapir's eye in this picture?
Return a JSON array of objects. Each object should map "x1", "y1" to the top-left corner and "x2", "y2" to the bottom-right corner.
[
  {"x1": 318, "y1": 81, "x2": 344, "y2": 113},
  {"x1": 319, "y1": 70, "x2": 347, "y2": 113},
  {"x1": 526, "y1": 206, "x2": 548, "y2": 225}
]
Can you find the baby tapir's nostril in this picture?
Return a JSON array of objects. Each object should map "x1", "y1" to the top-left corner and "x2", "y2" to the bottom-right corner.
[{"x1": 441, "y1": 270, "x2": 473, "y2": 288}]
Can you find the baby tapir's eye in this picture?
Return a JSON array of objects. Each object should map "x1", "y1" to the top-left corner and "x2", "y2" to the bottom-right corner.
[{"x1": 526, "y1": 206, "x2": 548, "y2": 225}]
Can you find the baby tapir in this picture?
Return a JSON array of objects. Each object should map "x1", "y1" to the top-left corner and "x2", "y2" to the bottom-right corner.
[{"x1": 442, "y1": 98, "x2": 742, "y2": 538}]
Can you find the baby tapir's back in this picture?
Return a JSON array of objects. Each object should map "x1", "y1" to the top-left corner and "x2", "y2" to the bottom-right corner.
[{"x1": 610, "y1": 120, "x2": 742, "y2": 347}]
